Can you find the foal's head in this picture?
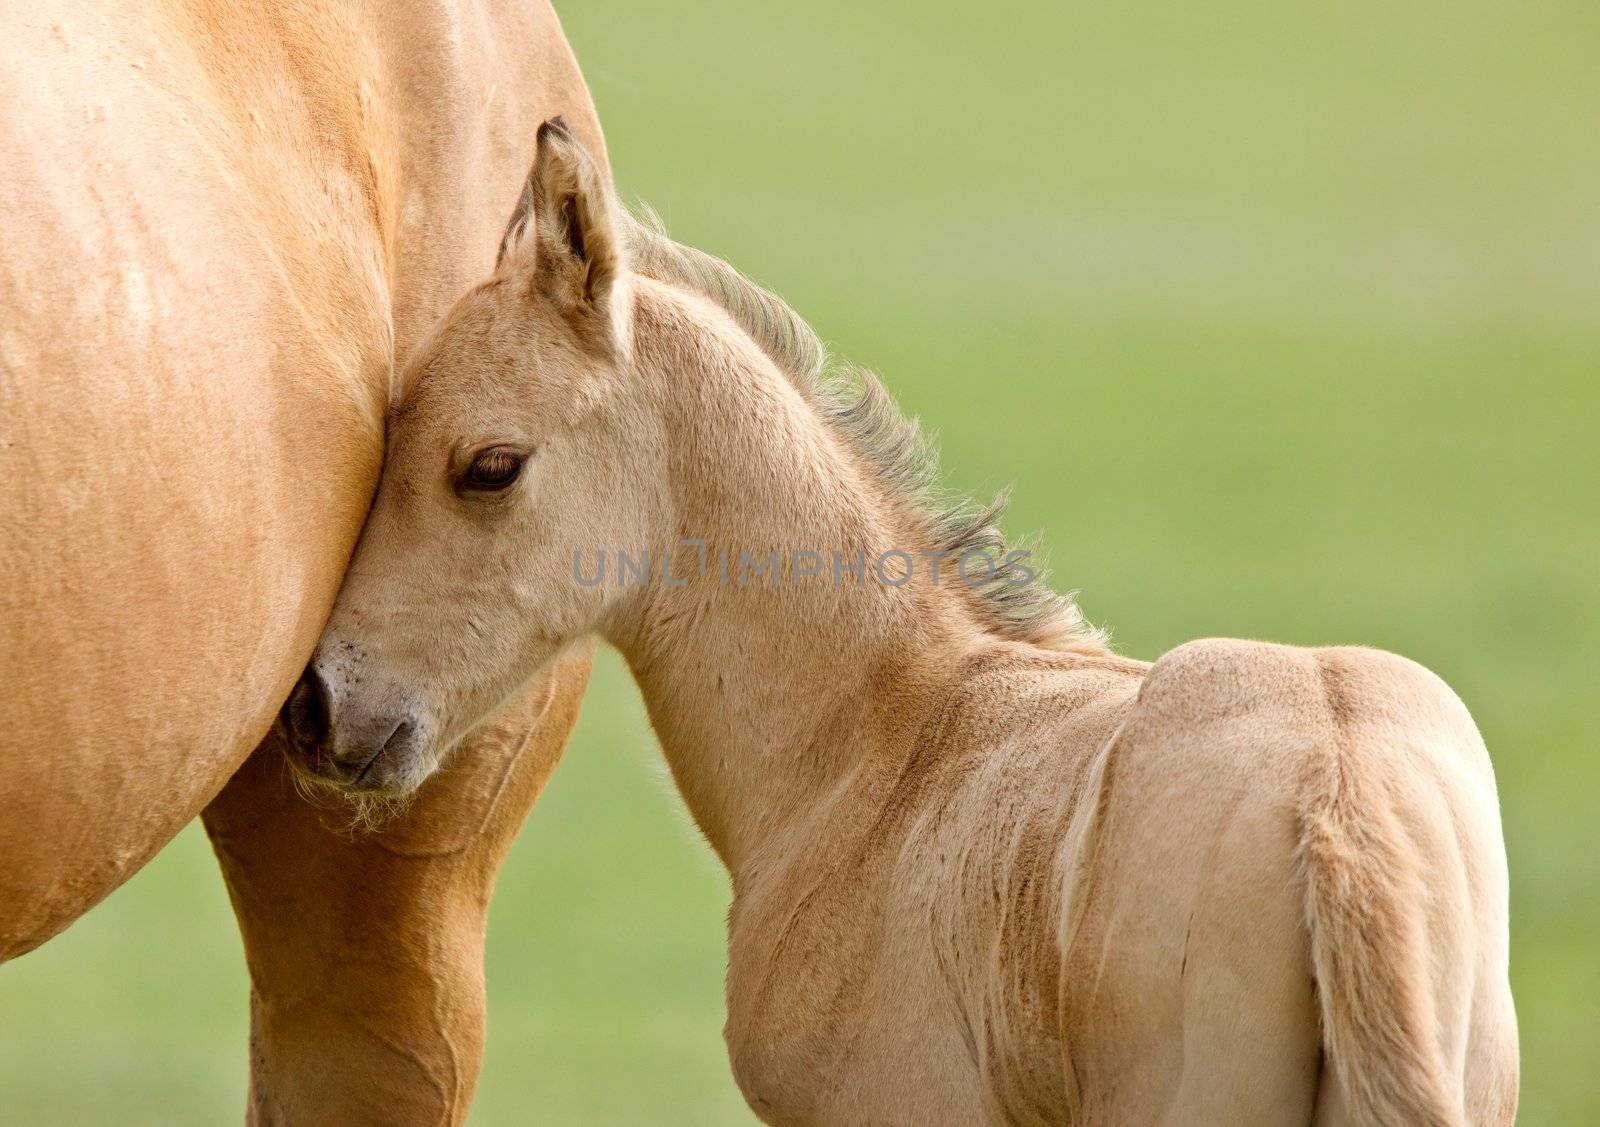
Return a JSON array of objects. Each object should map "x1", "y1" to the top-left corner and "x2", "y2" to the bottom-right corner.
[
  {"x1": 284, "y1": 120, "x2": 656, "y2": 792},
  {"x1": 285, "y1": 120, "x2": 1101, "y2": 797}
]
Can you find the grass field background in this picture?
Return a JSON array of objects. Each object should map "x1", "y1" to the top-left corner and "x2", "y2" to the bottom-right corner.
[{"x1": 3, "y1": 1, "x2": 1597, "y2": 1122}]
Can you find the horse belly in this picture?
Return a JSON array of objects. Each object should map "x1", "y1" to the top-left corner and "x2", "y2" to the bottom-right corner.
[{"x1": 0, "y1": 6, "x2": 389, "y2": 957}]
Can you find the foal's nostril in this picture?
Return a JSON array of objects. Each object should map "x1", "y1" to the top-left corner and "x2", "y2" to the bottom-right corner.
[{"x1": 284, "y1": 666, "x2": 331, "y2": 752}]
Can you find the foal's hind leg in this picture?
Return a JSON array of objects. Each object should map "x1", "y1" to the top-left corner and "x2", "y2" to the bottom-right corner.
[{"x1": 202, "y1": 654, "x2": 589, "y2": 1126}]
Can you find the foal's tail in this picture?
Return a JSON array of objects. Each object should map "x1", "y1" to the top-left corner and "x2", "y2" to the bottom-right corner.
[{"x1": 1297, "y1": 673, "x2": 1472, "y2": 1126}]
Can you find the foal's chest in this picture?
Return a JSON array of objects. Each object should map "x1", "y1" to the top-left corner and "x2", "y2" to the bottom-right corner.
[
  {"x1": 721, "y1": 848, "x2": 1015, "y2": 1123},
  {"x1": 723, "y1": 917, "x2": 992, "y2": 1124}
]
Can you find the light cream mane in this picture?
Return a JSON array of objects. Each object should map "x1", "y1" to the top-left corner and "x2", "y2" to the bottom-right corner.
[{"x1": 623, "y1": 210, "x2": 1106, "y2": 652}]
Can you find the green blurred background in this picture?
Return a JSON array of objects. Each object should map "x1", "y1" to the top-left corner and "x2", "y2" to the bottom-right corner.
[{"x1": 3, "y1": 0, "x2": 1596, "y2": 1122}]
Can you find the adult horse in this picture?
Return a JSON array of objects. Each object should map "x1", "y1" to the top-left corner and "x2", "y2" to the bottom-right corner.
[{"x1": 0, "y1": 2, "x2": 602, "y2": 1120}]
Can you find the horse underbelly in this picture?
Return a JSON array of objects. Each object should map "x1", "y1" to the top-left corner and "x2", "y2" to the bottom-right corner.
[{"x1": 0, "y1": 7, "x2": 391, "y2": 957}]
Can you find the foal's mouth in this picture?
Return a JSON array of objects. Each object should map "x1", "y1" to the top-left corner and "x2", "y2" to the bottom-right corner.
[{"x1": 277, "y1": 719, "x2": 417, "y2": 799}]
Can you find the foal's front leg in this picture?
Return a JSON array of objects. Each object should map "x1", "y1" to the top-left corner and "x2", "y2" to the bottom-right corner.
[{"x1": 202, "y1": 654, "x2": 590, "y2": 1126}]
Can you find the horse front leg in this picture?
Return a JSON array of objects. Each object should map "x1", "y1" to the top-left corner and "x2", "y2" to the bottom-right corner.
[{"x1": 202, "y1": 653, "x2": 590, "y2": 1126}]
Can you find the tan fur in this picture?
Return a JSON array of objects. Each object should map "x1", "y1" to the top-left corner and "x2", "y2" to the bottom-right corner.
[
  {"x1": 0, "y1": 4, "x2": 605, "y2": 1120},
  {"x1": 303, "y1": 127, "x2": 1519, "y2": 1124}
]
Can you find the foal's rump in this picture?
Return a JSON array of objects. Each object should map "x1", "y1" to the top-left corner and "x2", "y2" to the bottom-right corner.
[
  {"x1": 1297, "y1": 645, "x2": 1517, "y2": 1126},
  {"x1": 1057, "y1": 638, "x2": 1515, "y2": 1125}
]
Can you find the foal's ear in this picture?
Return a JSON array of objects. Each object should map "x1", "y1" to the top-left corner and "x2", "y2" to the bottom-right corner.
[{"x1": 497, "y1": 118, "x2": 626, "y2": 321}]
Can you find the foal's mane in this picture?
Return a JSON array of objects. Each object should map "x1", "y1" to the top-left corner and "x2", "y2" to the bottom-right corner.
[{"x1": 624, "y1": 210, "x2": 1106, "y2": 653}]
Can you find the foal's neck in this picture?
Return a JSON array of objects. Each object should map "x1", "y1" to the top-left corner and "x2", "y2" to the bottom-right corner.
[{"x1": 605, "y1": 286, "x2": 979, "y2": 872}]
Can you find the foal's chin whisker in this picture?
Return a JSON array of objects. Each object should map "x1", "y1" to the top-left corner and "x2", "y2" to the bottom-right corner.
[{"x1": 281, "y1": 753, "x2": 417, "y2": 836}]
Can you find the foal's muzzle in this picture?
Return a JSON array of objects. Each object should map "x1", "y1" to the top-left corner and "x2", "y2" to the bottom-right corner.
[{"x1": 282, "y1": 657, "x2": 432, "y2": 793}]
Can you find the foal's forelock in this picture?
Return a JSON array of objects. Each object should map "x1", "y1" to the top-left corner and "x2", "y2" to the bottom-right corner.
[{"x1": 622, "y1": 210, "x2": 1106, "y2": 653}]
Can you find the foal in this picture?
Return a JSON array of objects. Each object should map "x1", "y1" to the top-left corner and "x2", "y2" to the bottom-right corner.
[{"x1": 288, "y1": 121, "x2": 1517, "y2": 1125}]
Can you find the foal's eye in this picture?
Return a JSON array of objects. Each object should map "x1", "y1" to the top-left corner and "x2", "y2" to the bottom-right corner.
[{"x1": 460, "y1": 447, "x2": 527, "y2": 493}]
